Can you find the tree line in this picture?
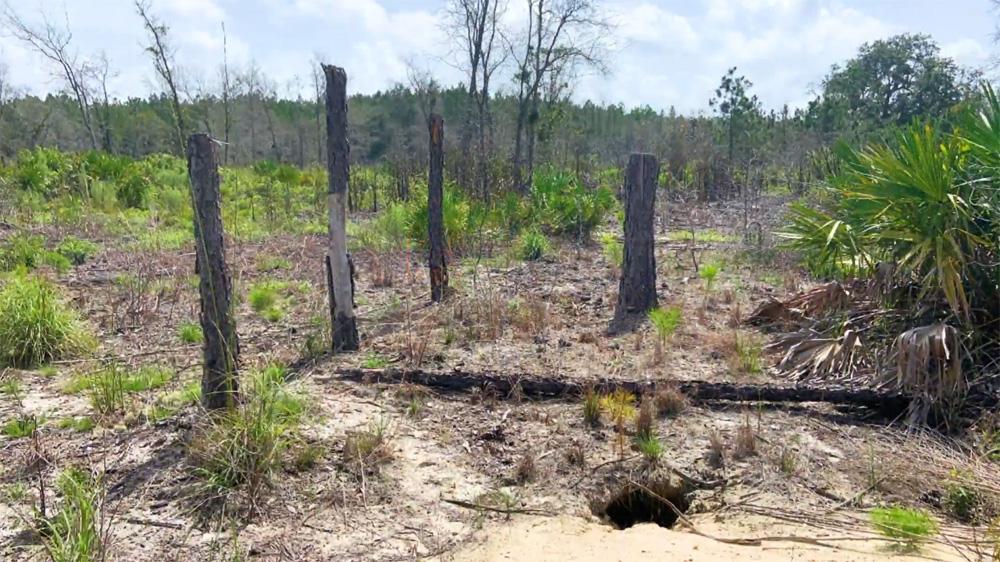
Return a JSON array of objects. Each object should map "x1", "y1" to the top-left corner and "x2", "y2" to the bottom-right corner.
[{"x1": 0, "y1": 0, "x2": 984, "y2": 198}]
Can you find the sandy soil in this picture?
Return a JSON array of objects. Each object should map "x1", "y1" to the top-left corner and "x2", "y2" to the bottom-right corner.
[
  {"x1": 0, "y1": 196, "x2": 993, "y2": 561},
  {"x1": 446, "y1": 514, "x2": 965, "y2": 562}
]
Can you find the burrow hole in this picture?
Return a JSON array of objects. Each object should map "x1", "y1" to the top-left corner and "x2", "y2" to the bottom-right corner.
[{"x1": 596, "y1": 480, "x2": 691, "y2": 530}]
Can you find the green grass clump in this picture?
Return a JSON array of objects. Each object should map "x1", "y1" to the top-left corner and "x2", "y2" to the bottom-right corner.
[
  {"x1": 178, "y1": 321, "x2": 203, "y2": 344},
  {"x1": 55, "y1": 236, "x2": 100, "y2": 266},
  {"x1": 634, "y1": 432, "x2": 664, "y2": 462},
  {"x1": 361, "y1": 353, "x2": 389, "y2": 369},
  {"x1": 2, "y1": 415, "x2": 40, "y2": 438},
  {"x1": 599, "y1": 232, "x2": 623, "y2": 269},
  {"x1": 0, "y1": 273, "x2": 93, "y2": 368},
  {"x1": 256, "y1": 255, "x2": 291, "y2": 272},
  {"x1": 516, "y1": 230, "x2": 550, "y2": 261},
  {"x1": 189, "y1": 371, "x2": 308, "y2": 497},
  {"x1": 0, "y1": 233, "x2": 45, "y2": 271},
  {"x1": 56, "y1": 416, "x2": 96, "y2": 433},
  {"x1": 36, "y1": 467, "x2": 107, "y2": 561},
  {"x1": 248, "y1": 281, "x2": 289, "y2": 321},
  {"x1": 248, "y1": 282, "x2": 280, "y2": 311},
  {"x1": 730, "y1": 331, "x2": 763, "y2": 375},
  {"x1": 870, "y1": 506, "x2": 937, "y2": 551},
  {"x1": 0, "y1": 378, "x2": 24, "y2": 400}
]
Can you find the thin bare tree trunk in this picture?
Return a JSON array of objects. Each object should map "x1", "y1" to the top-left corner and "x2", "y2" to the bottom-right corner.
[
  {"x1": 610, "y1": 153, "x2": 659, "y2": 334},
  {"x1": 324, "y1": 64, "x2": 359, "y2": 352},
  {"x1": 428, "y1": 114, "x2": 448, "y2": 303},
  {"x1": 188, "y1": 133, "x2": 239, "y2": 409}
]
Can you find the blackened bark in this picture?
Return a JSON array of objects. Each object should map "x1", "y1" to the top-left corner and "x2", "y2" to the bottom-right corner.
[
  {"x1": 332, "y1": 367, "x2": 914, "y2": 417},
  {"x1": 610, "y1": 153, "x2": 659, "y2": 334},
  {"x1": 188, "y1": 133, "x2": 239, "y2": 410},
  {"x1": 324, "y1": 64, "x2": 360, "y2": 352},
  {"x1": 428, "y1": 113, "x2": 448, "y2": 303}
]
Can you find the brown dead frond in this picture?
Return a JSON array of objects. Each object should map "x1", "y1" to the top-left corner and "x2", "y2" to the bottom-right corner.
[
  {"x1": 747, "y1": 282, "x2": 849, "y2": 327},
  {"x1": 892, "y1": 324, "x2": 965, "y2": 426},
  {"x1": 773, "y1": 328, "x2": 867, "y2": 382}
]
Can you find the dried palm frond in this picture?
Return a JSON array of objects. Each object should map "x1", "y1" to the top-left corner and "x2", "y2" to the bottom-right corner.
[
  {"x1": 747, "y1": 282, "x2": 849, "y2": 328},
  {"x1": 891, "y1": 323, "x2": 965, "y2": 426},
  {"x1": 784, "y1": 282, "x2": 849, "y2": 318},
  {"x1": 774, "y1": 328, "x2": 867, "y2": 382}
]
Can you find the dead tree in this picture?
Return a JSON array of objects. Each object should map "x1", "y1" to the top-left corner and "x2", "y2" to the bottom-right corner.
[
  {"x1": 428, "y1": 114, "x2": 449, "y2": 302},
  {"x1": 610, "y1": 153, "x2": 659, "y2": 334},
  {"x1": 188, "y1": 134, "x2": 239, "y2": 410},
  {"x1": 4, "y1": 6, "x2": 100, "y2": 150},
  {"x1": 136, "y1": 0, "x2": 187, "y2": 153},
  {"x1": 324, "y1": 64, "x2": 359, "y2": 352}
]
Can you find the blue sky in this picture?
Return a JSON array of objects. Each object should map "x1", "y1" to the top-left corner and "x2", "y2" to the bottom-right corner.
[{"x1": 0, "y1": 0, "x2": 994, "y2": 114}]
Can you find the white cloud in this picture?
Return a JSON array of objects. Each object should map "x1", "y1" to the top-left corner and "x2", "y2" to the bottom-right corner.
[
  {"x1": 942, "y1": 38, "x2": 989, "y2": 67},
  {"x1": 613, "y1": 2, "x2": 699, "y2": 50}
]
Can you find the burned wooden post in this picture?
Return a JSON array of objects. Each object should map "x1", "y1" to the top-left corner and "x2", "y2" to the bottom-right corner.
[
  {"x1": 324, "y1": 64, "x2": 359, "y2": 352},
  {"x1": 610, "y1": 153, "x2": 659, "y2": 334},
  {"x1": 428, "y1": 113, "x2": 448, "y2": 303},
  {"x1": 188, "y1": 133, "x2": 239, "y2": 409}
]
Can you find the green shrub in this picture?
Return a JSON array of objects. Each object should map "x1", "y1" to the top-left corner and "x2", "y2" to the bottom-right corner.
[
  {"x1": 530, "y1": 169, "x2": 615, "y2": 238},
  {"x1": 115, "y1": 166, "x2": 151, "y2": 209},
  {"x1": 0, "y1": 234, "x2": 45, "y2": 271},
  {"x1": 516, "y1": 230, "x2": 550, "y2": 261},
  {"x1": 871, "y1": 506, "x2": 937, "y2": 551},
  {"x1": 648, "y1": 307, "x2": 682, "y2": 343},
  {"x1": 178, "y1": 321, "x2": 203, "y2": 344},
  {"x1": 944, "y1": 469, "x2": 979, "y2": 522},
  {"x1": 56, "y1": 236, "x2": 100, "y2": 266},
  {"x1": 599, "y1": 232, "x2": 623, "y2": 269},
  {"x1": 0, "y1": 273, "x2": 93, "y2": 368},
  {"x1": 699, "y1": 261, "x2": 723, "y2": 292}
]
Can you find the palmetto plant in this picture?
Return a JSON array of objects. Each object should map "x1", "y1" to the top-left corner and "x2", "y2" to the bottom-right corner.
[
  {"x1": 780, "y1": 90, "x2": 996, "y2": 324},
  {"x1": 775, "y1": 84, "x2": 998, "y2": 423}
]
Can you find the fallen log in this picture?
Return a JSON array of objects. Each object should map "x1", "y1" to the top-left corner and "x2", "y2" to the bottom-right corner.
[{"x1": 331, "y1": 367, "x2": 912, "y2": 417}]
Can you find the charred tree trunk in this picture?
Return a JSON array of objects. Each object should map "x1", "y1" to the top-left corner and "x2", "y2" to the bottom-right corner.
[
  {"x1": 610, "y1": 153, "x2": 659, "y2": 334},
  {"x1": 428, "y1": 113, "x2": 449, "y2": 303},
  {"x1": 331, "y1": 367, "x2": 914, "y2": 418},
  {"x1": 324, "y1": 64, "x2": 359, "y2": 352},
  {"x1": 188, "y1": 133, "x2": 239, "y2": 410}
]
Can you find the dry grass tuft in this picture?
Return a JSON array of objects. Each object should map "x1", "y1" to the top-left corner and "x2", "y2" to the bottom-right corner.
[
  {"x1": 734, "y1": 416, "x2": 757, "y2": 459},
  {"x1": 706, "y1": 430, "x2": 726, "y2": 469},
  {"x1": 654, "y1": 385, "x2": 688, "y2": 417},
  {"x1": 515, "y1": 452, "x2": 537, "y2": 484},
  {"x1": 565, "y1": 444, "x2": 586, "y2": 468},
  {"x1": 634, "y1": 398, "x2": 654, "y2": 439},
  {"x1": 343, "y1": 416, "x2": 394, "y2": 474}
]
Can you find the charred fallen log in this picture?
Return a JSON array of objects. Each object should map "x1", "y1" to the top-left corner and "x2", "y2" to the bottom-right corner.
[{"x1": 332, "y1": 367, "x2": 912, "y2": 417}]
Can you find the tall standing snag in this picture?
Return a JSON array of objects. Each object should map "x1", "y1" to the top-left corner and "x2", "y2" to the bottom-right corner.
[
  {"x1": 428, "y1": 113, "x2": 448, "y2": 303},
  {"x1": 188, "y1": 133, "x2": 239, "y2": 410},
  {"x1": 610, "y1": 153, "x2": 659, "y2": 334},
  {"x1": 324, "y1": 64, "x2": 359, "y2": 351}
]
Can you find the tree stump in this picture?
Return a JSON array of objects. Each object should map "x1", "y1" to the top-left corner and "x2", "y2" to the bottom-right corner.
[
  {"x1": 610, "y1": 153, "x2": 659, "y2": 334},
  {"x1": 324, "y1": 64, "x2": 360, "y2": 352},
  {"x1": 428, "y1": 113, "x2": 448, "y2": 303},
  {"x1": 188, "y1": 133, "x2": 239, "y2": 410}
]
